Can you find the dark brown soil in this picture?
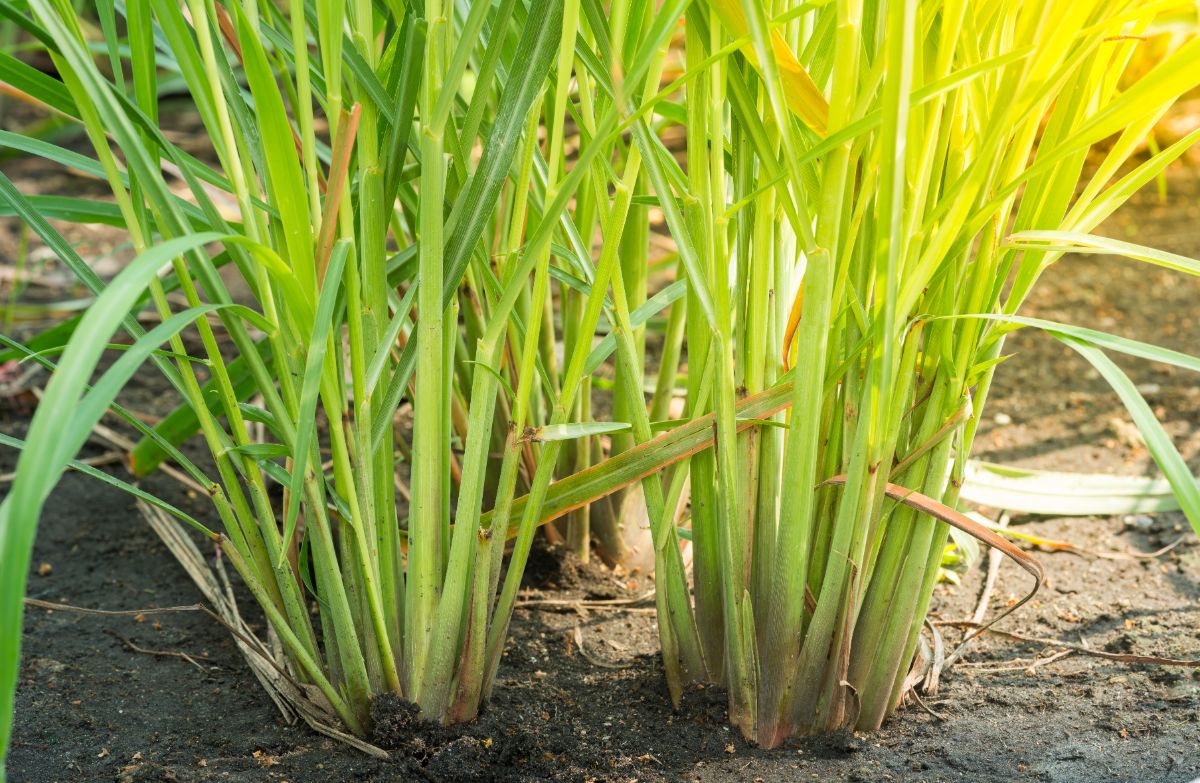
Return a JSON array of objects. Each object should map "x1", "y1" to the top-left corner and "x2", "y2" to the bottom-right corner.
[
  {"x1": 8, "y1": 457, "x2": 1200, "y2": 783},
  {"x1": 5, "y1": 155, "x2": 1200, "y2": 782}
]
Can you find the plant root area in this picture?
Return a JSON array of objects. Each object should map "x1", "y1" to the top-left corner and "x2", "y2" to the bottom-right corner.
[
  {"x1": 8, "y1": 463, "x2": 1199, "y2": 782},
  {"x1": 5, "y1": 169, "x2": 1200, "y2": 783}
]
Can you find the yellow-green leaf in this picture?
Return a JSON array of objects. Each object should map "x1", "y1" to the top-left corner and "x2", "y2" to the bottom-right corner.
[{"x1": 709, "y1": 0, "x2": 829, "y2": 134}]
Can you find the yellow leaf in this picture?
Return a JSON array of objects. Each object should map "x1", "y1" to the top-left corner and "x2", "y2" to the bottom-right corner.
[{"x1": 709, "y1": 0, "x2": 829, "y2": 134}]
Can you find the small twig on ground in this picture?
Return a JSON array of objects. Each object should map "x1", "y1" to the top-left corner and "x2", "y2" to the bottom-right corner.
[
  {"x1": 908, "y1": 686, "x2": 947, "y2": 721},
  {"x1": 922, "y1": 617, "x2": 946, "y2": 696},
  {"x1": 393, "y1": 474, "x2": 411, "y2": 502},
  {"x1": 937, "y1": 511, "x2": 1009, "y2": 673},
  {"x1": 23, "y1": 598, "x2": 295, "y2": 683},
  {"x1": 1036, "y1": 534, "x2": 1191, "y2": 561},
  {"x1": 965, "y1": 648, "x2": 1075, "y2": 675},
  {"x1": 24, "y1": 597, "x2": 205, "y2": 618},
  {"x1": 104, "y1": 630, "x2": 209, "y2": 672},
  {"x1": 0, "y1": 361, "x2": 42, "y2": 396},
  {"x1": 1095, "y1": 535, "x2": 1189, "y2": 560},
  {"x1": 971, "y1": 511, "x2": 1010, "y2": 629},
  {"x1": 939, "y1": 621, "x2": 1200, "y2": 668},
  {"x1": 106, "y1": 404, "x2": 163, "y2": 427},
  {"x1": 516, "y1": 589, "x2": 656, "y2": 611}
]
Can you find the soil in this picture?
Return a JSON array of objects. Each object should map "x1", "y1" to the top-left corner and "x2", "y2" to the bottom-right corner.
[
  {"x1": 4, "y1": 133, "x2": 1200, "y2": 781},
  {"x1": 9, "y1": 459, "x2": 1200, "y2": 783}
]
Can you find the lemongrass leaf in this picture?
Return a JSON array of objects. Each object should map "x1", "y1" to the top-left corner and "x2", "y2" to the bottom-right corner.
[
  {"x1": 585, "y1": 280, "x2": 687, "y2": 374},
  {"x1": 961, "y1": 460, "x2": 1184, "y2": 516},
  {"x1": 1005, "y1": 230, "x2": 1200, "y2": 277},
  {"x1": 1058, "y1": 336, "x2": 1200, "y2": 536},
  {"x1": 0, "y1": 432, "x2": 211, "y2": 535},
  {"x1": 707, "y1": 0, "x2": 828, "y2": 133},
  {"x1": 0, "y1": 231, "x2": 229, "y2": 763},
  {"x1": 232, "y1": 3, "x2": 316, "y2": 298},
  {"x1": 280, "y1": 240, "x2": 351, "y2": 558},
  {"x1": 224, "y1": 443, "x2": 290, "y2": 460},
  {"x1": 0, "y1": 50, "x2": 77, "y2": 115},
  {"x1": 957, "y1": 314, "x2": 1200, "y2": 374}
]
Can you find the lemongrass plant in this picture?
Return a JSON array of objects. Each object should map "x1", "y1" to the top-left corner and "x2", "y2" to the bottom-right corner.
[
  {"x1": 0, "y1": 0, "x2": 702, "y2": 767},
  {"x1": 616, "y1": 0, "x2": 1200, "y2": 747}
]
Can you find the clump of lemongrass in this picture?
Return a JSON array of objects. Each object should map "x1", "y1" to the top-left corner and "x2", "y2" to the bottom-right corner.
[
  {"x1": 4, "y1": 1, "x2": 1200, "y2": 775},
  {"x1": 0, "y1": 0, "x2": 694, "y2": 767},
  {"x1": 592, "y1": 0, "x2": 1200, "y2": 747}
]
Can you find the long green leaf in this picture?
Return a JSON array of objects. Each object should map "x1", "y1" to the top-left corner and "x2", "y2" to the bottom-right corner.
[
  {"x1": 1059, "y1": 337, "x2": 1200, "y2": 536},
  {"x1": 0, "y1": 432, "x2": 211, "y2": 534},
  {"x1": 961, "y1": 460, "x2": 1185, "y2": 516},
  {"x1": 486, "y1": 378, "x2": 794, "y2": 535},
  {"x1": 280, "y1": 241, "x2": 351, "y2": 557},
  {"x1": 1005, "y1": 230, "x2": 1200, "y2": 277},
  {"x1": 0, "y1": 231, "x2": 226, "y2": 771}
]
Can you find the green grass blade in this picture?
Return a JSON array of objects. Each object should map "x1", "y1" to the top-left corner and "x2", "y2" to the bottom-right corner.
[
  {"x1": 280, "y1": 240, "x2": 352, "y2": 558},
  {"x1": 0, "y1": 49, "x2": 77, "y2": 115},
  {"x1": 0, "y1": 432, "x2": 212, "y2": 534},
  {"x1": 486, "y1": 378, "x2": 794, "y2": 535},
  {"x1": 1061, "y1": 337, "x2": 1200, "y2": 536},
  {"x1": 0, "y1": 231, "x2": 225, "y2": 771},
  {"x1": 585, "y1": 279, "x2": 687, "y2": 374},
  {"x1": 957, "y1": 314, "x2": 1200, "y2": 374},
  {"x1": 1004, "y1": 230, "x2": 1200, "y2": 277},
  {"x1": 961, "y1": 460, "x2": 1185, "y2": 516},
  {"x1": 232, "y1": 3, "x2": 316, "y2": 298},
  {"x1": 533, "y1": 421, "x2": 633, "y2": 441}
]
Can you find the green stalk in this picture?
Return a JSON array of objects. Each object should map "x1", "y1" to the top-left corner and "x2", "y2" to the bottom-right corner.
[{"x1": 408, "y1": 0, "x2": 449, "y2": 700}]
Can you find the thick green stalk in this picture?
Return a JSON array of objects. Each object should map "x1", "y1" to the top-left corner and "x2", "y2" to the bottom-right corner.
[
  {"x1": 408, "y1": 0, "x2": 449, "y2": 700},
  {"x1": 759, "y1": 0, "x2": 858, "y2": 744}
]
